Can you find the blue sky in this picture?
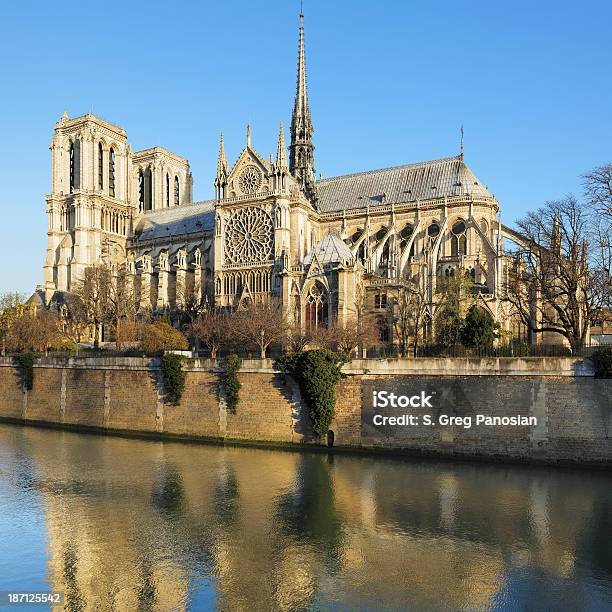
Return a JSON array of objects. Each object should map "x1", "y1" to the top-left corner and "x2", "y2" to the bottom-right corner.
[{"x1": 1, "y1": 0, "x2": 610, "y2": 294}]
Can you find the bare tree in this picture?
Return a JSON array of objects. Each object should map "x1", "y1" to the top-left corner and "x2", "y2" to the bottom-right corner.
[
  {"x1": 330, "y1": 319, "x2": 379, "y2": 357},
  {"x1": 176, "y1": 277, "x2": 212, "y2": 327},
  {"x1": 307, "y1": 324, "x2": 337, "y2": 351},
  {"x1": 71, "y1": 263, "x2": 112, "y2": 348},
  {"x1": 285, "y1": 320, "x2": 312, "y2": 353},
  {"x1": 390, "y1": 276, "x2": 430, "y2": 357},
  {"x1": 234, "y1": 299, "x2": 288, "y2": 358},
  {"x1": 503, "y1": 196, "x2": 608, "y2": 352},
  {"x1": 584, "y1": 163, "x2": 612, "y2": 220},
  {"x1": 188, "y1": 307, "x2": 232, "y2": 358},
  {"x1": 107, "y1": 265, "x2": 136, "y2": 350},
  {"x1": 62, "y1": 293, "x2": 89, "y2": 352}
]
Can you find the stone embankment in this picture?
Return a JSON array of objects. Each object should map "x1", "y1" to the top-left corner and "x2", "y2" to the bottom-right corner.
[{"x1": 0, "y1": 356, "x2": 609, "y2": 467}]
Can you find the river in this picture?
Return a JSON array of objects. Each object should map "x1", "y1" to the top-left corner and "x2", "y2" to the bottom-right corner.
[{"x1": 0, "y1": 423, "x2": 611, "y2": 611}]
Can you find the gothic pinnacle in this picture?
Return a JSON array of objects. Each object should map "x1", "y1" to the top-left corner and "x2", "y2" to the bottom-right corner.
[
  {"x1": 217, "y1": 133, "x2": 227, "y2": 175},
  {"x1": 276, "y1": 121, "x2": 288, "y2": 170}
]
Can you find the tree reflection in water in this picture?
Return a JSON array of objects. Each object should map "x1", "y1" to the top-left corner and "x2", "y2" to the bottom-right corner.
[
  {"x1": 151, "y1": 464, "x2": 184, "y2": 517},
  {"x1": 275, "y1": 454, "x2": 343, "y2": 574}
]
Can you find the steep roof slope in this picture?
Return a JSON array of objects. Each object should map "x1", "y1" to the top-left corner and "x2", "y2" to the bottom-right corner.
[{"x1": 317, "y1": 156, "x2": 492, "y2": 213}]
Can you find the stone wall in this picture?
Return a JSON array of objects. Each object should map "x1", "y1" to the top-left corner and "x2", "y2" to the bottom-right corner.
[{"x1": 0, "y1": 356, "x2": 609, "y2": 467}]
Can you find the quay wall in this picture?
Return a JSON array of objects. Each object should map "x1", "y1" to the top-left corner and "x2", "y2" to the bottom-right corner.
[{"x1": 0, "y1": 356, "x2": 609, "y2": 467}]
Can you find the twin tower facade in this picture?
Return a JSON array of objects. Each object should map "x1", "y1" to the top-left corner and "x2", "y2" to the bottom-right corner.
[{"x1": 43, "y1": 13, "x2": 514, "y2": 341}]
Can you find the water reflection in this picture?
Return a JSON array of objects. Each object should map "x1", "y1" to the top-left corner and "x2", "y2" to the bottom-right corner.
[{"x1": 0, "y1": 423, "x2": 611, "y2": 611}]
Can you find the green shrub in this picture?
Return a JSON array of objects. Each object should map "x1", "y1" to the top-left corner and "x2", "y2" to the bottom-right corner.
[
  {"x1": 277, "y1": 349, "x2": 348, "y2": 438},
  {"x1": 461, "y1": 305, "x2": 499, "y2": 349},
  {"x1": 592, "y1": 347, "x2": 612, "y2": 378},
  {"x1": 160, "y1": 353, "x2": 185, "y2": 405},
  {"x1": 17, "y1": 351, "x2": 35, "y2": 390},
  {"x1": 224, "y1": 354, "x2": 242, "y2": 413}
]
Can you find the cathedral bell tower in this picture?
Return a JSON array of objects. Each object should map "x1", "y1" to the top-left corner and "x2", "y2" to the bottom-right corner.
[
  {"x1": 44, "y1": 112, "x2": 133, "y2": 301},
  {"x1": 289, "y1": 11, "x2": 317, "y2": 205}
]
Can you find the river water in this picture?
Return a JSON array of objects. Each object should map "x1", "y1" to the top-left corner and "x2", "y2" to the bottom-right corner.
[{"x1": 0, "y1": 423, "x2": 611, "y2": 611}]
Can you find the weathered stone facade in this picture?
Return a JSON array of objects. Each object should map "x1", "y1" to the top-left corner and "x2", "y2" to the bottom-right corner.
[{"x1": 42, "y1": 12, "x2": 524, "y2": 340}]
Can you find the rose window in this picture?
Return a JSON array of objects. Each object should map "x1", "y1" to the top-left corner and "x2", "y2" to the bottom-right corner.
[
  {"x1": 238, "y1": 165, "x2": 262, "y2": 194},
  {"x1": 224, "y1": 207, "x2": 273, "y2": 264}
]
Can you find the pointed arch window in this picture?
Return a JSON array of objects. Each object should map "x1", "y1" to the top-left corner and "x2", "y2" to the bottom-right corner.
[
  {"x1": 69, "y1": 140, "x2": 80, "y2": 192},
  {"x1": 305, "y1": 283, "x2": 329, "y2": 329},
  {"x1": 138, "y1": 171, "x2": 144, "y2": 212},
  {"x1": 451, "y1": 220, "x2": 467, "y2": 257},
  {"x1": 98, "y1": 143, "x2": 103, "y2": 189},
  {"x1": 166, "y1": 173, "x2": 170, "y2": 207},
  {"x1": 174, "y1": 176, "x2": 180, "y2": 206},
  {"x1": 109, "y1": 147, "x2": 116, "y2": 197},
  {"x1": 144, "y1": 167, "x2": 152, "y2": 211},
  {"x1": 69, "y1": 142, "x2": 75, "y2": 193}
]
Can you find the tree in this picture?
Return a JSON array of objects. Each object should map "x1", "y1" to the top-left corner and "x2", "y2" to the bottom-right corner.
[
  {"x1": 107, "y1": 265, "x2": 136, "y2": 350},
  {"x1": 70, "y1": 263, "x2": 112, "y2": 348},
  {"x1": 285, "y1": 320, "x2": 312, "y2": 353},
  {"x1": 583, "y1": 163, "x2": 612, "y2": 220},
  {"x1": 62, "y1": 293, "x2": 90, "y2": 352},
  {"x1": 329, "y1": 319, "x2": 379, "y2": 357},
  {"x1": 390, "y1": 275, "x2": 429, "y2": 357},
  {"x1": 583, "y1": 164, "x2": 612, "y2": 311},
  {"x1": 434, "y1": 275, "x2": 473, "y2": 349},
  {"x1": 188, "y1": 307, "x2": 232, "y2": 358},
  {"x1": 141, "y1": 321, "x2": 189, "y2": 354},
  {"x1": 6, "y1": 311, "x2": 63, "y2": 355},
  {"x1": 234, "y1": 299, "x2": 288, "y2": 358},
  {"x1": 175, "y1": 279, "x2": 211, "y2": 328},
  {"x1": 461, "y1": 305, "x2": 498, "y2": 349},
  {"x1": 0, "y1": 292, "x2": 27, "y2": 355},
  {"x1": 503, "y1": 195, "x2": 609, "y2": 352},
  {"x1": 307, "y1": 324, "x2": 337, "y2": 351}
]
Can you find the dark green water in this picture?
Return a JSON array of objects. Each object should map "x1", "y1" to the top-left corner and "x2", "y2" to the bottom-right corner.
[{"x1": 0, "y1": 423, "x2": 611, "y2": 611}]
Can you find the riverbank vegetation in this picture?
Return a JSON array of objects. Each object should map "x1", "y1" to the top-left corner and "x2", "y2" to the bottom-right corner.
[
  {"x1": 223, "y1": 354, "x2": 242, "y2": 413},
  {"x1": 277, "y1": 349, "x2": 348, "y2": 438},
  {"x1": 160, "y1": 353, "x2": 186, "y2": 405}
]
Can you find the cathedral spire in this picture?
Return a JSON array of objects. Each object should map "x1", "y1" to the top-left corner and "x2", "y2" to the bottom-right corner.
[
  {"x1": 276, "y1": 121, "x2": 288, "y2": 170},
  {"x1": 290, "y1": 9, "x2": 316, "y2": 203}
]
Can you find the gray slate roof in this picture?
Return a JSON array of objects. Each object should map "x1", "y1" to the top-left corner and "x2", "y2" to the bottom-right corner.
[
  {"x1": 304, "y1": 232, "x2": 354, "y2": 265},
  {"x1": 133, "y1": 200, "x2": 215, "y2": 241},
  {"x1": 316, "y1": 156, "x2": 492, "y2": 213},
  {"x1": 130, "y1": 156, "x2": 493, "y2": 242}
]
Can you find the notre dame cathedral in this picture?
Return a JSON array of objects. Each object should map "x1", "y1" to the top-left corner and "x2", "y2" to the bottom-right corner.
[{"x1": 42, "y1": 12, "x2": 519, "y2": 340}]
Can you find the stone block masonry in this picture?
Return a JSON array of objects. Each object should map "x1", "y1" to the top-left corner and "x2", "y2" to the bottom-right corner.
[{"x1": 0, "y1": 356, "x2": 609, "y2": 467}]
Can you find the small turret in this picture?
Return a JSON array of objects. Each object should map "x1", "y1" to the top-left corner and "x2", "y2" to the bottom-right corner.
[
  {"x1": 214, "y1": 133, "x2": 228, "y2": 201},
  {"x1": 276, "y1": 121, "x2": 288, "y2": 170}
]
